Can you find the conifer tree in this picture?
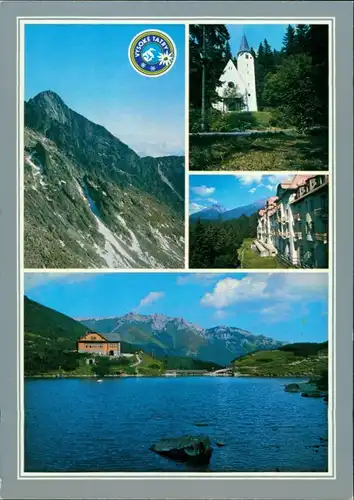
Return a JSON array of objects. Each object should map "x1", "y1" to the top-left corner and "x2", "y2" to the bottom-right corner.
[
  {"x1": 282, "y1": 25, "x2": 296, "y2": 55},
  {"x1": 189, "y1": 24, "x2": 232, "y2": 109},
  {"x1": 294, "y1": 24, "x2": 310, "y2": 54},
  {"x1": 189, "y1": 24, "x2": 232, "y2": 128}
]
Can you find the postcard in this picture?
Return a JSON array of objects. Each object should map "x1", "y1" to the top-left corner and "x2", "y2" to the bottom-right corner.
[{"x1": 0, "y1": 2, "x2": 352, "y2": 500}]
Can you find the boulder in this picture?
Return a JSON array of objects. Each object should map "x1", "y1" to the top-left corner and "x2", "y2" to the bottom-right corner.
[
  {"x1": 284, "y1": 382, "x2": 318, "y2": 393},
  {"x1": 150, "y1": 435, "x2": 213, "y2": 464},
  {"x1": 284, "y1": 383, "x2": 300, "y2": 393},
  {"x1": 301, "y1": 391, "x2": 325, "y2": 398}
]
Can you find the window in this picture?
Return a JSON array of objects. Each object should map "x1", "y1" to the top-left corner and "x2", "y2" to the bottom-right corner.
[
  {"x1": 228, "y1": 81, "x2": 235, "y2": 88},
  {"x1": 248, "y1": 93, "x2": 251, "y2": 97},
  {"x1": 245, "y1": 54, "x2": 249, "y2": 59}
]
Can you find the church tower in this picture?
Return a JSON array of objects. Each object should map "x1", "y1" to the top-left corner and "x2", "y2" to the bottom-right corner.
[{"x1": 236, "y1": 34, "x2": 258, "y2": 112}]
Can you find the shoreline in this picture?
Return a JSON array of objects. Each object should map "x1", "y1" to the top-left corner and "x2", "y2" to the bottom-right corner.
[{"x1": 24, "y1": 373, "x2": 317, "y2": 380}]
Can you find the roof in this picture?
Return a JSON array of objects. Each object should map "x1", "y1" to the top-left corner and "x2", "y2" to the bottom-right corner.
[
  {"x1": 238, "y1": 34, "x2": 250, "y2": 54},
  {"x1": 267, "y1": 196, "x2": 278, "y2": 205},
  {"x1": 78, "y1": 331, "x2": 121, "y2": 343},
  {"x1": 101, "y1": 333, "x2": 121, "y2": 342},
  {"x1": 279, "y1": 175, "x2": 314, "y2": 190}
]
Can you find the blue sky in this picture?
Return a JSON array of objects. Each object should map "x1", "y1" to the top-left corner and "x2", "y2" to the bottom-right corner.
[
  {"x1": 189, "y1": 174, "x2": 293, "y2": 214},
  {"x1": 24, "y1": 272, "x2": 328, "y2": 344},
  {"x1": 25, "y1": 24, "x2": 185, "y2": 157},
  {"x1": 227, "y1": 24, "x2": 291, "y2": 55}
]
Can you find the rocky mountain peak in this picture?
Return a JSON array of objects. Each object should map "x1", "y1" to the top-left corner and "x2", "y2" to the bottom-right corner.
[
  {"x1": 210, "y1": 203, "x2": 227, "y2": 212},
  {"x1": 31, "y1": 90, "x2": 66, "y2": 106},
  {"x1": 26, "y1": 90, "x2": 69, "y2": 127}
]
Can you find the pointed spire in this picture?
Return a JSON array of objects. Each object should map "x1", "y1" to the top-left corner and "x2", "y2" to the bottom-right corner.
[{"x1": 238, "y1": 34, "x2": 250, "y2": 55}]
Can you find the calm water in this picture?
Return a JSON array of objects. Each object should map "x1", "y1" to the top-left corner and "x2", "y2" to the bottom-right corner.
[{"x1": 24, "y1": 377, "x2": 328, "y2": 473}]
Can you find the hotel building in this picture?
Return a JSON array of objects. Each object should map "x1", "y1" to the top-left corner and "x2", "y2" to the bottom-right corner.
[{"x1": 255, "y1": 175, "x2": 329, "y2": 268}]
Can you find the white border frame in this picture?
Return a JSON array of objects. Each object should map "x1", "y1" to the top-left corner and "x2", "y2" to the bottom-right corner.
[{"x1": 17, "y1": 16, "x2": 335, "y2": 481}]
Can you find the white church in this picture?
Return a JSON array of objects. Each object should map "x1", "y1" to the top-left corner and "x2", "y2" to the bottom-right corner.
[{"x1": 213, "y1": 34, "x2": 258, "y2": 113}]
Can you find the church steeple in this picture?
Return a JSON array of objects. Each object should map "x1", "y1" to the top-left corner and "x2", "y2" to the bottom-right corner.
[{"x1": 238, "y1": 34, "x2": 250, "y2": 55}]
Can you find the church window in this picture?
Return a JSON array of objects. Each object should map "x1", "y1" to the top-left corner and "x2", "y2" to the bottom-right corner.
[
  {"x1": 228, "y1": 81, "x2": 235, "y2": 88},
  {"x1": 245, "y1": 54, "x2": 249, "y2": 59},
  {"x1": 248, "y1": 93, "x2": 251, "y2": 97}
]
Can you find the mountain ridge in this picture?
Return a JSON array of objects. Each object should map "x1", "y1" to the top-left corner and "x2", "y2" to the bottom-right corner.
[
  {"x1": 79, "y1": 312, "x2": 284, "y2": 365},
  {"x1": 24, "y1": 90, "x2": 185, "y2": 269},
  {"x1": 190, "y1": 198, "x2": 267, "y2": 221},
  {"x1": 24, "y1": 296, "x2": 283, "y2": 366}
]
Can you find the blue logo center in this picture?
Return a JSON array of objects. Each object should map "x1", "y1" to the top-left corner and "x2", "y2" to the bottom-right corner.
[{"x1": 128, "y1": 30, "x2": 177, "y2": 78}]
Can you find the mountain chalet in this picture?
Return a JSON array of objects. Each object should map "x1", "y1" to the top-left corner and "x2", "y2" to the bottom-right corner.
[{"x1": 77, "y1": 331, "x2": 121, "y2": 358}]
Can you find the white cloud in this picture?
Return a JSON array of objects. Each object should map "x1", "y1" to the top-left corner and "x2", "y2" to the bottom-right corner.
[
  {"x1": 207, "y1": 198, "x2": 218, "y2": 203},
  {"x1": 189, "y1": 202, "x2": 206, "y2": 214},
  {"x1": 191, "y1": 185, "x2": 216, "y2": 196},
  {"x1": 213, "y1": 309, "x2": 230, "y2": 320},
  {"x1": 237, "y1": 174, "x2": 264, "y2": 186},
  {"x1": 261, "y1": 303, "x2": 292, "y2": 323},
  {"x1": 138, "y1": 291, "x2": 165, "y2": 308},
  {"x1": 279, "y1": 273, "x2": 328, "y2": 301},
  {"x1": 266, "y1": 174, "x2": 292, "y2": 185},
  {"x1": 201, "y1": 273, "x2": 328, "y2": 314},
  {"x1": 24, "y1": 273, "x2": 94, "y2": 292},
  {"x1": 176, "y1": 274, "x2": 224, "y2": 286},
  {"x1": 201, "y1": 276, "x2": 269, "y2": 309},
  {"x1": 237, "y1": 175, "x2": 293, "y2": 194}
]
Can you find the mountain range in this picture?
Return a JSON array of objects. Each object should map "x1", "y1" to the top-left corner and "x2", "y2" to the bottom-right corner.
[
  {"x1": 24, "y1": 90, "x2": 185, "y2": 269},
  {"x1": 190, "y1": 199, "x2": 266, "y2": 222},
  {"x1": 79, "y1": 312, "x2": 284, "y2": 365},
  {"x1": 24, "y1": 296, "x2": 284, "y2": 366}
]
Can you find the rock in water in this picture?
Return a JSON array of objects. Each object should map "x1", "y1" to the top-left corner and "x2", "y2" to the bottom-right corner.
[
  {"x1": 301, "y1": 391, "x2": 325, "y2": 398},
  {"x1": 284, "y1": 383, "x2": 300, "y2": 393},
  {"x1": 150, "y1": 435, "x2": 213, "y2": 464}
]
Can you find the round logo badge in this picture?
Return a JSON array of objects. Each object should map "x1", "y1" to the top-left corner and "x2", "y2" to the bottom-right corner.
[{"x1": 128, "y1": 30, "x2": 177, "y2": 77}]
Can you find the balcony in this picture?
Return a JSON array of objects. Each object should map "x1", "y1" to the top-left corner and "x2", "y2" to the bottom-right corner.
[
  {"x1": 314, "y1": 207, "x2": 328, "y2": 218},
  {"x1": 315, "y1": 232, "x2": 328, "y2": 243}
]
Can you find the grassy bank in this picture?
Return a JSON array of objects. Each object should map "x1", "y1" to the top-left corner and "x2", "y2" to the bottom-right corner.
[
  {"x1": 238, "y1": 239, "x2": 289, "y2": 269},
  {"x1": 189, "y1": 129, "x2": 328, "y2": 171},
  {"x1": 232, "y1": 342, "x2": 328, "y2": 378}
]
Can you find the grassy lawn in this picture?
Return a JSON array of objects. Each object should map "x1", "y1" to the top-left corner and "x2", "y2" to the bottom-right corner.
[
  {"x1": 189, "y1": 130, "x2": 328, "y2": 171},
  {"x1": 233, "y1": 347, "x2": 328, "y2": 377},
  {"x1": 238, "y1": 238, "x2": 290, "y2": 269},
  {"x1": 207, "y1": 110, "x2": 274, "y2": 132}
]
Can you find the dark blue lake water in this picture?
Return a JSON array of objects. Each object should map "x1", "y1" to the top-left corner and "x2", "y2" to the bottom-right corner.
[{"x1": 24, "y1": 377, "x2": 328, "y2": 473}]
